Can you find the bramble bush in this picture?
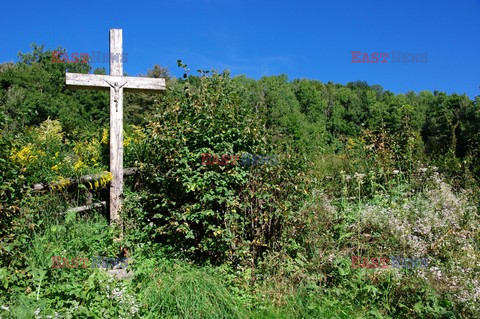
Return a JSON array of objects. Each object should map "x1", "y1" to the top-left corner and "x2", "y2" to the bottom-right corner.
[{"x1": 134, "y1": 66, "x2": 308, "y2": 272}]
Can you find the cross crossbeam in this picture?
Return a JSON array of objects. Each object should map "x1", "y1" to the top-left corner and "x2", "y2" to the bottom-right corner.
[{"x1": 65, "y1": 73, "x2": 166, "y2": 93}]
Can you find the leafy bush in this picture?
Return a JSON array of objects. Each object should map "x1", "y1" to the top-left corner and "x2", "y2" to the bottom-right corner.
[{"x1": 136, "y1": 68, "x2": 307, "y2": 267}]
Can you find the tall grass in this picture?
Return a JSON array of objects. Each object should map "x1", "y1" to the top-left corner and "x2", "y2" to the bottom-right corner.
[
  {"x1": 136, "y1": 261, "x2": 247, "y2": 319},
  {"x1": 1, "y1": 172, "x2": 478, "y2": 318}
]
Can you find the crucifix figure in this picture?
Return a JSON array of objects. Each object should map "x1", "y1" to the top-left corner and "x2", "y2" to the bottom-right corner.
[{"x1": 66, "y1": 29, "x2": 166, "y2": 229}]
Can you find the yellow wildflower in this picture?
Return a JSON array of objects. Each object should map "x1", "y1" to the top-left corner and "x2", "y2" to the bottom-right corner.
[
  {"x1": 74, "y1": 160, "x2": 86, "y2": 171},
  {"x1": 52, "y1": 176, "x2": 70, "y2": 191},
  {"x1": 101, "y1": 128, "x2": 109, "y2": 144},
  {"x1": 99, "y1": 171, "x2": 113, "y2": 187},
  {"x1": 37, "y1": 118, "x2": 64, "y2": 142},
  {"x1": 10, "y1": 145, "x2": 37, "y2": 166},
  {"x1": 131, "y1": 125, "x2": 146, "y2": 143},
  {"x1": 123, "y1": 136, "x2": 132, "y2": 147},
  {"x1": 73, "y1": 139, "x2": 101, "y2": 166}
]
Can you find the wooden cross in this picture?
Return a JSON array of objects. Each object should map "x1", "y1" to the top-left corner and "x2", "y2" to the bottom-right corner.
[{"x1": 66, "y1": 29, "x2": 166, "y2": 228}]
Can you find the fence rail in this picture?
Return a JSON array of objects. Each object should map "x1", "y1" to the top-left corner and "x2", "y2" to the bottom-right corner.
[
  {"x1": 32, "y1": 167, "x2": 139, "y2": 192},
  {"x1": 32, "y1": 167, "x2": 140, "y2": 214}
]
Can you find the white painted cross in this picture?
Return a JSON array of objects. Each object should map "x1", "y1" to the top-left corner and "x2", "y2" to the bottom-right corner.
[{"x1": 66, "y1": 29, "x2": 166, "y2": 228}]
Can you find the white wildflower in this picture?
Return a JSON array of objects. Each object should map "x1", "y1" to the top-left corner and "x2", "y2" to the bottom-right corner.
[
  {"x1": 354, "y1": 172, "x2": 366, "y2": 180},
  {"x1": 130, "y1": 303, "x2": 139, "y2": 314}
]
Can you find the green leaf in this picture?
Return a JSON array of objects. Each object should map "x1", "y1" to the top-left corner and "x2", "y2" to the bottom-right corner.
[{"x1": 65, "y1": 210, "x2": 76, "y2": 224}]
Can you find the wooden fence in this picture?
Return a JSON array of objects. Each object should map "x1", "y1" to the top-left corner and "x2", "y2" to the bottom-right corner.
[{"x1": 32, "y1": 167, "x2": 139, "y2": 214}]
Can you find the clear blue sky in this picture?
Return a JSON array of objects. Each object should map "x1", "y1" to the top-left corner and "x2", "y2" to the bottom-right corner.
[{"x1": 1, "y1": 0, "x2": 479, "y2": 98}]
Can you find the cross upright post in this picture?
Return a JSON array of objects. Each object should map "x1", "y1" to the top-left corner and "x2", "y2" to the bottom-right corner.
[
  {"x1": 66, "y1": 29, "x2": 166, "y2": 231},
  {"x1": 108, "y1": 29, "x2": 124, "y2": 228}
]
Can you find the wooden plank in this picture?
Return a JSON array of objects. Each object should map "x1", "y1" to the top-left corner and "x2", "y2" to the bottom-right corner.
[
  {"x1": 110, "y1": 29, "x2": 123, "y2": 77},
  {"x1": 121, "y1": 76, "x2": 167, "y2": 92},
  {"x1": 109, "y1": 29, "x2": 124, "y2": 228},
  {"x1": 67, "y1": 201, "x2": 106, "y2": 213},
  {"x1": 66, "y1": 73, "x2": 166, "y2": 93},
  {"x1": 32, "y1": 168, "x2": 139, "y2": 192},
  {"x1": 65, "y1": 73, "x2": 111, "y2": 90},
  {"x1": 109, "y1": 81, "x2": 123, "y2": 225}
]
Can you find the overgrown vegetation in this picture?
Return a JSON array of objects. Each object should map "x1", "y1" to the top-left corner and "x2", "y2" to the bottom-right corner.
[{"x1": 0, "y1": 45, "x2": 478, "y2": 318}]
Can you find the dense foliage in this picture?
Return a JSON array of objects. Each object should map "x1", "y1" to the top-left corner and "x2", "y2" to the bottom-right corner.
[{"x1": 0, "y1": 45, "x2": 478, "y2": 318}]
